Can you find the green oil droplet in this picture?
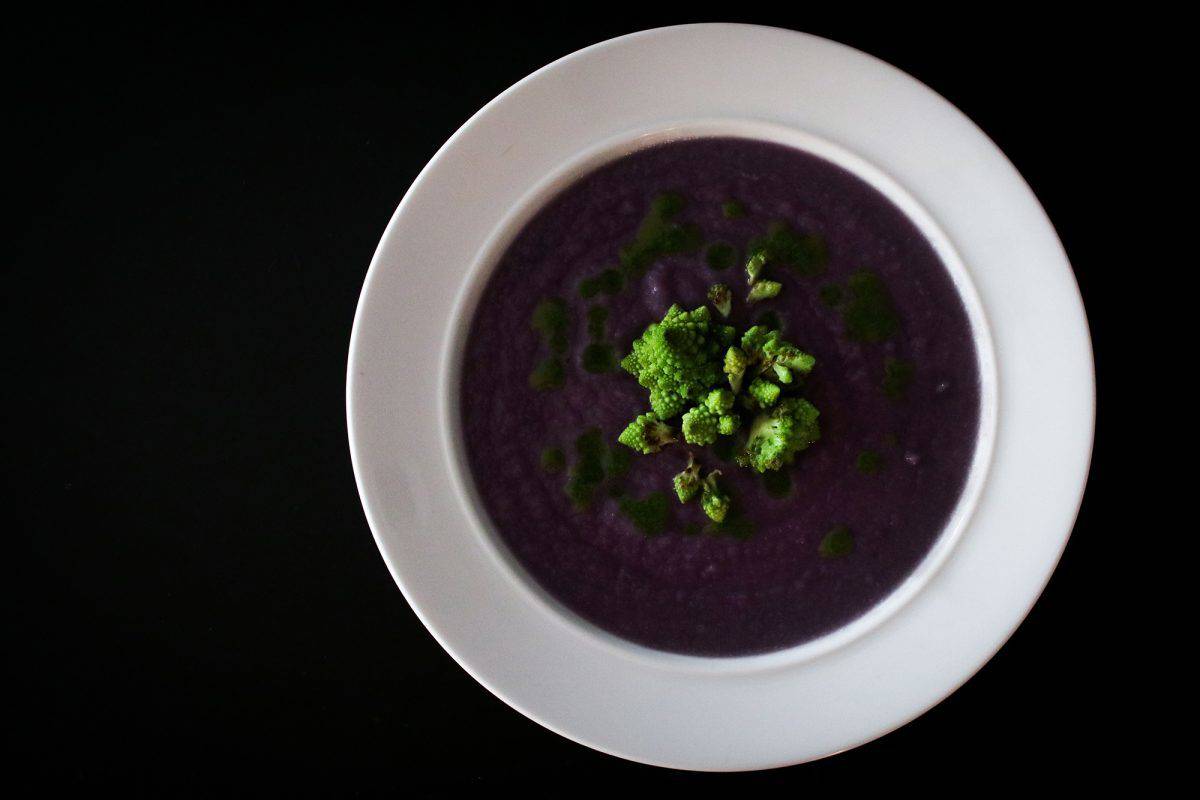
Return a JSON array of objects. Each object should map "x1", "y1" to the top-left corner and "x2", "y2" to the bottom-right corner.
[{"x1": 819, "y1": 525, "x2": 855, "y2": 558}]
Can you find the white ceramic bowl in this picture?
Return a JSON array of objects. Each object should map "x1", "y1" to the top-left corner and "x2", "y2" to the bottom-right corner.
[{"x1": 347, "y1": 24, "x2": 1094, "y2": 770}]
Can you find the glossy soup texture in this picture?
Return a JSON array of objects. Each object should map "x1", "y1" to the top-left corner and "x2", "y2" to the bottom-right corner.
[{"x1": 459, "y1": 137, "x2": 980, "y2": 656}]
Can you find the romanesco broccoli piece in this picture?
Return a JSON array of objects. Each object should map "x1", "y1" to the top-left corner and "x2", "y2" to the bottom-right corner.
[
  {"x1": 737, "y1": 326, "x2": 815, "y2": 386},
  {"x1": 700, "y1": 471, "x2": 731, "y2": 523},
  {"x1": 681, "y1": 404, "x2": 719, "y2": 446},
  {"x1": 620, "y1": 305, "x2": 726, "y2": 419},
  {"x1": 618, "y1": 412, "x2": 676, "y2": 454},
  {"x1": 762, "y1": 337, "x2": 815, "y2": 384},
  {"x1": 747, "y1": 378, "x2": 781, "y2": 408},
  {"x1": 724, "y1": 346, "x2": 749, "y2": 393},
  {"x1": 747, "y1": 280, "x2": 782, "y2": 303},
  {"x1": 737, "y1": 397, "x2": 821, "y2": 473},
  {"x1": 746, "y1": 249, "x2": 767, "y2": 285},
  {"x1": 707, "y1": 283, "x2": 732, "y2": 318},
  {"x1": 673, "y1": 453, "x2": 702, "y2": 503},
  {"x1": 762, "y1": 338, "x2": 816, "y2": 374},
  {"x1": 703, "y1": 388, "x2": 735, "y2": 414},
  {"x1": 740, "y1": 325, "x2": 773, "y2": 356},
  {"x1": 718, "y1": 413, "x2": 741, "y2": 435}
]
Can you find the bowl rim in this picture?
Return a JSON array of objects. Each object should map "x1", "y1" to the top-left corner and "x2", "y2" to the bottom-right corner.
[{"x1": 347, "y1": 23, "x2": 1094, "y2": 771}]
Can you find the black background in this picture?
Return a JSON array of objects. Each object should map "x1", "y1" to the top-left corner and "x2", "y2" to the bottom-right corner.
[{"x1": 12, "y1": 12, "x2": 1121, "y2": 791}]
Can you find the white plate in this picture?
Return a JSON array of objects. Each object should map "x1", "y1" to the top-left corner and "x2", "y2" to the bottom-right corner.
[{"x1": 347, "y1": 24, "x2": 1095, "y2": 771}]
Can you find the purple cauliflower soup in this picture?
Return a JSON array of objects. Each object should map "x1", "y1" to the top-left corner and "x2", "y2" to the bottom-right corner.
[{"x1": 459, "y1": 137, "x2": 981, "y2": 657}]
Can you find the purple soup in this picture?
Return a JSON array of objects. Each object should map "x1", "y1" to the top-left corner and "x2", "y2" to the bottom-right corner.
[{"x1": 460, "y1": 137, "x2": 980, "y2": 656}]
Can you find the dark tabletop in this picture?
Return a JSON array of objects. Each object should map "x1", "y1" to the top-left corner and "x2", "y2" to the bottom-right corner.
[{"x1": 12, "y1": 12, "x2": 1118, "y2": 792}]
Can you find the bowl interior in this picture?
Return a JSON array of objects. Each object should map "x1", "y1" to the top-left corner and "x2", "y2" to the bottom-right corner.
[{"x1": 437, "y1": 117, "x2": 999, "y2": 673}]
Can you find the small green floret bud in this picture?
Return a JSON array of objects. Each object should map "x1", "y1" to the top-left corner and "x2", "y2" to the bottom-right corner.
[
  {"x1": 748, "y1": 378, "x2": 781, "y2": 408},
  {"x1": 673, "y1": 454, "x2": 702, "y2": 503},
  {"x1": 763, "y1": 340, "x2": 816, "y2": 375},
  {"x1": 724, "y1": 346, "x2": 748, "y2": 394},
  {"x1": 740, "y1": 326, "x2": 772, "y2": 357},
  {"x1": 746, "y1": 249, "x2": 767, "y2": 285},
  {"x1": 681, "y1": 405, "x2": 719, "y2": 446},
  {"x1": 704, "y1": 388, "x2": 735, "y2": 414},
  {"x1": 718, "y1": 414, "x2": 741, "y2": 435},
  {"x1": 700, "y1": 471, "x2": 731, "y2": 523},
  {"x1": 618, "y1": 412, "x2": 676, "y2": 454},
  {"x1": 747, "y1": 280, "x2": 783, "y2": 303},
  {"x1": 707, "y1": 283, "x2": 732, "y2": 318}
]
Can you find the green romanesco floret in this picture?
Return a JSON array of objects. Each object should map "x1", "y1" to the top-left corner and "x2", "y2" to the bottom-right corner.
[
  {"x1": 707, "y1": 283, "x2": 732, "y2": 318},
  {"x1": 681, "y1": 404, "x2": 719, "y2": 446},
  {"x1": 762, "y1": 337, "x2": 815, "y2": 384},
  {"x1": 646, "y1": 387, "x2": 687, "y2": 420},
  {"x1": 700, "y1": 471, "x2": 731, "y2": 523},
  {"x1": 744, "y1": 246, "x2": 786, "y2": 302},
  {"x1": 673, "y1": 453, "x2": 702, "y2": 503},
  {"x1": 747, "y1": 280, "x2": 782, "y2": 303},
  {"x1": 738, "y1": 326, "x2": 816, "y2": 386},
  {"x1": 621, "y1": 304, "x2": 726, "y2": 419},
  {"x1": 740, "y1": 325, "x2": 774, "y2": 357},
  {"x1": 614, "y1": 302, "x2": 822, "y2": 512},
  {"x1": 762, "y1": 338, "x2": 816, "y2": 374},
  {"x1": 737, "y1": 397, "x2": 821, "y2": 473},
  {"x1": 703, "y1": 387, "x2": 735, "y2": 414},
  {"x1": 618, "y1": 412, "x2": 676, "y2": 454},
  {"x1": 746, "y1": 249, "x2": 767, "y2": 285},
  {"x1": 747, "y1": 378, "x2": 781, "y2": 408},
  {"x1": 724, "y1": 346, "x2": 749, "y2": 393}
]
